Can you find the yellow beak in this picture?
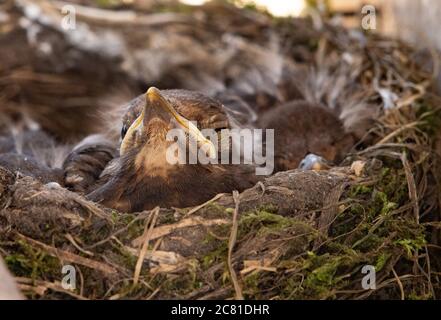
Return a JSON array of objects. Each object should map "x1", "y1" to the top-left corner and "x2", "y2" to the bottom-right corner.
[{"x1": 120, "y1": 87, "x2": 217, "y2": 159}]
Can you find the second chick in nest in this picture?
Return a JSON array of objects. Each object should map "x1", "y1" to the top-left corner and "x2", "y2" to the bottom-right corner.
[{"x1": 258, "y1": 100, "x2": 355, "y2": 172}]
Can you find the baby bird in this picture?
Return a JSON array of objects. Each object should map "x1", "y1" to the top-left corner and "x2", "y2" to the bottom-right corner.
[
  {"x1": 63, "y1": 88, "x2": 259, "y2": 212},
  {"x1": 0, "y1": 130, "x2": 64, "y2": 184},
  {"x1": 258, "y1": 100, "x2": 354, "y2": 172}
]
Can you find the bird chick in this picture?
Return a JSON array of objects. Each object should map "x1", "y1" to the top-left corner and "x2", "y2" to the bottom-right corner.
[
  {"x1": 65, "y1": 88, "x2": 259, "y2": 212},
  {"x1": 0, "y1": 130, "x2": 65, "y2": 184},
  {"x1": 258, "y1": 100, "x2": 354, "y2": 172}
]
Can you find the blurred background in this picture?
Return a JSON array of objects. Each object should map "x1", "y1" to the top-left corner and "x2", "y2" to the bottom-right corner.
[
  {"x1": 1, "y1": 0, "x2": 440, "y2": 142},
  {"x1": 7, "y1": 0, "x2": 438, "y2": 51},
  {"x1": 71, "y1": 0, "x2": 441, "y2": 46}
]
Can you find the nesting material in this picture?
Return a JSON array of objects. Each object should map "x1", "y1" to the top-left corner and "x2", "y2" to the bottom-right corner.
[{"x1": 0, "y1": 0, "x2": 440, "y2": 300}]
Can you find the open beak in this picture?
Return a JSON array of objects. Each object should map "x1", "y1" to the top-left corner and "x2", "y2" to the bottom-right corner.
[{"x1": 120, "y1": 87, "x2": 217, "y2": 159}]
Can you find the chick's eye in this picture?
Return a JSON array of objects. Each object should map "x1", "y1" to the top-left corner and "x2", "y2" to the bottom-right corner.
[{"x1": 121, "y1": 124, "x2": 128, "y2": 139}]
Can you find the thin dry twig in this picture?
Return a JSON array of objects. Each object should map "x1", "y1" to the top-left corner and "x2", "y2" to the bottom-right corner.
[
  {"x1": 391, "y1": 268, "x2": 405, "y2": 300},
  {"x1": 133, "y1": 207, "x2": 160, "y2": 286},
  {"x1": 16, "y1": 233, "x2": 117, "y2": 275},
  {"x1": 228, "y1": 190, "x2": 243, "y2": 300},
  {"x1": 185, "y1": 193, "x2": 226, "y2": 217}
]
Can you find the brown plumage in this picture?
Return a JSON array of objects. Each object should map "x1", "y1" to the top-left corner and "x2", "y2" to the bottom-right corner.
[
  {"x1": 258, "y1": 100, "x2": 355, "y2": 172},
  {"x1": 0, "y1": 90, "x2": 354, "y2": 213},
  {"x1": 63, "y1": 88, "x2": 259, "y2": 212},
  {"x1": 62, "y1": 90, "x2": 356, "y2": 212},
  {"x1": 120, "y1": 89, "x2": 232, "y2": 134},
  {"x1": 63, "y1": 136, "x2": 118, "y2": 193},
  {"x1": 0, "y1": 153, "x2": 63, "y2": 185},
  {"x1": 0, "y1": 130, "x2": 65, "y2": 184}
]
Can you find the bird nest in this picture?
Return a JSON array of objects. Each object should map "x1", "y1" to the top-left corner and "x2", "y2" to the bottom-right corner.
[{"x1": 1, "y1": 1, "x2": 441, "y2": 300}]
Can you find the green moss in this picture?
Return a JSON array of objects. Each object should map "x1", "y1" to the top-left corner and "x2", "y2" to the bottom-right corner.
[
  {"x1": 416, "y1": 103, "x2": 441, "y2": 137},
  {"x1": 4, "y1": 240, "x2": 60, "y2": 279},
  {"x1": 306, "y1": 258, "x2": 340, "y2": 286},
  {"x1": 350, "y1": 185, "x2": 373, "y2": 196},
  {"x1": 125, "y1": 220, "x2": 145, "y2": 240},
  {"x1": 256, "y1": 204, "x2": 279, "y2": 214},
  {"x1": 373, "y1": 190, "x2": 398, "y2": 216},
  {"x1": 159, "y1": 211, "x2": 178, "y2": 225},
  {"x1": 110, "y1": 210, "x2": 119, "y2": 224},
  {"x1": 201, "y1": 241, "x2": 228, "y2": 269},
  {"x1": 225, "y1": 208, "x2": 234, "y2": 214},
  {"x1": 395, "y1": 236, "x2": 426, "y2": 258},
  {"x1": 375, "y1": 253, "x2": 390, "y2": 272},
  {"x1": 407, "y1": 291, "x2": 433, "y2": 300},
  {"x1": 300, "y1": 253, "x2": 349, "y2": 299},
  {"x1": 203, "y1": 203, "x2": 232, "y2": 218},
  {"x1": 239, "y1": 210, "x2": 303, "y2": 237},
  {"x1": 159, "y1": 272, "x2": 205, "y2": 297},
  {"x1": 114, "y1": 245, "x2": 138, "y2": 269}
]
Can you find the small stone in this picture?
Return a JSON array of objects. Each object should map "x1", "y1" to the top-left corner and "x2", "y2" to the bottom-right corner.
[{"x1": 351, "y1": 161, "x2": 366, "y2": 177}]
